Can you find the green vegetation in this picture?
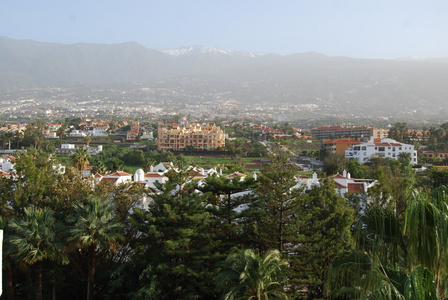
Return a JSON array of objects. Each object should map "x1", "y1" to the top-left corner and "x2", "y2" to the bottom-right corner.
[
  {"x1": 4, "y1": 134, "x2": 448, "y2": 299},
  {"x1": 216, "y1": 249, "x2": 289, "y2": 300}
]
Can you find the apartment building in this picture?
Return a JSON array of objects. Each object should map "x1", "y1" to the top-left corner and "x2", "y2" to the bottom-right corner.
[
  {"x1": 157, "y1": 123, "x2": 226, "y2": 151},
  {"x1": 345, "y1": 137, "x2": 417, "y2": 165},
  {"x1": 311, "y1": 125, "x2": 389, "y2": 140}
]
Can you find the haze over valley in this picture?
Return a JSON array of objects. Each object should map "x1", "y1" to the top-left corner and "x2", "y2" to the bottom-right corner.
[{"x1": 1, "y1": 36, "x2": 448, "y2": 125}]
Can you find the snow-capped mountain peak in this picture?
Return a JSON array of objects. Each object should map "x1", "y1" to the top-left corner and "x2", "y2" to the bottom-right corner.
[{"x1": 159, "y1": 45, "x2": 264, "y2": 57}]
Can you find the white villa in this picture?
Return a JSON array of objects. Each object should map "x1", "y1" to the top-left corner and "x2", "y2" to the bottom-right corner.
[{"x1": 345, "y1": 137, "x2": 417, "y2": 165}]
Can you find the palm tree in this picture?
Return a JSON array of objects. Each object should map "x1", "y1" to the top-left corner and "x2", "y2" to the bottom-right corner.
[
  {"x1": 56, "y1": 125, "x2": 66, "y2": 144},
  {"x1": 68, "y1": 197, "x2": 123, "y2": 300},
  {"x1": 84, "y1": 135, "x2": 92, "y2": 147},
  {"x1": 216, "y1": 249, "x2": 289, "y2": 300},
  {"x1": 328, "y1": 192, "x2": 445, "y2": 299},
  {"x1": 9, "y1": 207, "x2": 68, "y2": 300},
  {"x1": 405, "y1": 186, "x2": 448, "y2": 296},
  {"x1": 72, "y1": 148, "x2": 90, "y2": 173},
  {"x1": 92, "y1": 161, "x2": 107, "y2": 175},
  {"x1": 1, "y1": 217, "x2": 15, "y2": 300}
]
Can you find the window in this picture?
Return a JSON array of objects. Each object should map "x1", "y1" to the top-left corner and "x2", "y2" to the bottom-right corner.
[{"x1": 378, "y1": 147, "x2": 385, "y2": 151}]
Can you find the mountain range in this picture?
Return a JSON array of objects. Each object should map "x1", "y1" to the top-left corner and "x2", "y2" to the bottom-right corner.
[{"x1": 1, "y1": 36, "x2": 448, "y2": 116}]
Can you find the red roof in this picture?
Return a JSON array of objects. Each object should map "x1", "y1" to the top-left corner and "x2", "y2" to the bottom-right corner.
[
  {"x1": 332, "y1": 174, "x2": 347, "y2": 179},
  {"x1": 144, "y1": 173, "x2": 166, "y2": 178},
  {"x1": 227, "y1": 172, "x2": 246, "y2": 178},
  {"x1": 312, "y1": 125, "x2": 371, "y2": 131},
  {"x1": 348, "y1": 183, "x2": 365, "y2": 193},
  {"x1": 0, "y1": 170, "x2": 10, "y2": 177},
  {"x1": 107, "y1": 171, "x2": 133, "y2": 177},
  {"x1": 323, "y1": 139, "x2": 360, "y2": 145},
  {"x1": 99, "y1": 178, "x2": 118, "y2": 184}
]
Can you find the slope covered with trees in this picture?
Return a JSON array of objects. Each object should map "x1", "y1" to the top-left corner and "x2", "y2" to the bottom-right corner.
[{"x1": 1, "y1": 146, "x2": 448, "y2": 299}]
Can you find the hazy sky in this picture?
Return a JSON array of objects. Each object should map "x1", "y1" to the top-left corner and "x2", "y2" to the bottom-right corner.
[{"x1": 1, "y1": 0, "x2": 447, "y2": 58}]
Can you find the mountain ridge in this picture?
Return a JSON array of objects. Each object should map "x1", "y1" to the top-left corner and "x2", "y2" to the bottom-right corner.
[{"x1": 1, "y1": 36, "x2": 448, "y2": 116}]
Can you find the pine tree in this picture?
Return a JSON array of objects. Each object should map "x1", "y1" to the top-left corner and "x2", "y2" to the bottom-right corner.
[
  {"x1": 292, "y1": 179, "x2": 354, "y2": 298},
  {"x1": 131, "y1": 163, "x2": 219, "y2": 299},
  {"x1": 248, "y1": 147, "x2": 305, "y2": 252}
]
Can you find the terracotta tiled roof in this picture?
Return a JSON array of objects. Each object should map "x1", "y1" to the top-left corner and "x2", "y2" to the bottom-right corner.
[
  {"x1": 0, "y1": 170, "x2": 10, "y2": 177},
  {"x1": 227, "y1": 172, "x2": 246, "y2": 178},
  {"x1": 332, "y1": 174, "x2": 347, "y2": 179},
  {"x1": 323, "y1": 139, "x2": 361, "y2": 144},
  {"x1": 144, "y1": 173, "x2": 166, "y2": 178},
  {"x1": 107, "y1": 171, "x2": 133, "y2": 177},
  {"x1": 348, "y1": 183, "x2": 365, "y2": 193},
  {"x1": 99, "y1": 178, "x2": 118, "y2": 184}
]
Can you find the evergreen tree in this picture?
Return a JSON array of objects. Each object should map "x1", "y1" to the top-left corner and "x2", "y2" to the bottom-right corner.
[
  {"x1": 248, "y1": 147, "x2": 305, "y2": 253},
  {"x1": 388, "y1": 122, "x2": 410, "y2": 143},
  {"x1": 131, "y1": 164, "x2": 219, "y2": 299},
  {"x1": 292, "y1": 179, "x2": 354, "y2": 298}
]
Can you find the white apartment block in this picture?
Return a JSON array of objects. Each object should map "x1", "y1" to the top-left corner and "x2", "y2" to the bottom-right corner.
[{"x1": 345, "y1": 137, "x2": 417, "y2": 165}]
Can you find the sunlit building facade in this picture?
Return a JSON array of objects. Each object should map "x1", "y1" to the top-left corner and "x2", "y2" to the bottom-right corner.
[{"x1": 157, "y1": 123, "x2": 226, "y2": 151}]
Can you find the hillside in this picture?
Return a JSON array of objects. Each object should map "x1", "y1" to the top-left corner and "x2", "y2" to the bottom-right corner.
[{"x1": 1, "y1": 36, "x2": 448, "y2": 115}]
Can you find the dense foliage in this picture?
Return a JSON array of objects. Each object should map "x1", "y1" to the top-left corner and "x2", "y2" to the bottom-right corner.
[{"x1": 2, "y1": 144, "x2": 448, "y2": 299}]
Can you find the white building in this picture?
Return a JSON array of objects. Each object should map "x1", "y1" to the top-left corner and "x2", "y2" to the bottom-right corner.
[
  {"x1": 345, "y1": 137, "x2": 417, "y2": 165},
  {"x1": 0, "y1": 157, "x2": 14, "y2": 172},
  {"x1": 98, "y1": 171, "x2": 134, "y2": 185},
  {"x1": 69, "y1": 130, "x2": 88, "y2": 137},
  {"x1": 90, "y1": 128, "x2": 108, "y2": 137},
  {"x1": 140, "y1": 131, "x2": 154, "y2": 141}
]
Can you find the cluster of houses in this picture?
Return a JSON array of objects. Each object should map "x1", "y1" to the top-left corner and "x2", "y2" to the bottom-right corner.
[
  {"x1": 1, "y1": 151, "x2": 378, "y2": 212},
  {"x1": 85, "y1": 162, "x2": 377, "y2": 207},
  {"x1": 55, "y1": 144, "x2": 103, "y2": 155},
  {"x1": 0, "y1": 120, "x2": 151, "y2": 141}
]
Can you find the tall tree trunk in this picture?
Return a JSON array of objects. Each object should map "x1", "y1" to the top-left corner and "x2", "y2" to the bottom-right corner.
[
  {"x1": 279, "y1": 200, "x2": 284, "y2": 252},
  {"x1": 52, "y1": 284, "x2": 56, "y2": 300},
  {"x1": 36, "y1": 260, "x2": 43, "y2": 300},
  {"x1": 6, "y1": 263, "x2": 14, "y2": 300},
  {"x1": 87, "y1": 244, "x2": 96, "y2": 300}
]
